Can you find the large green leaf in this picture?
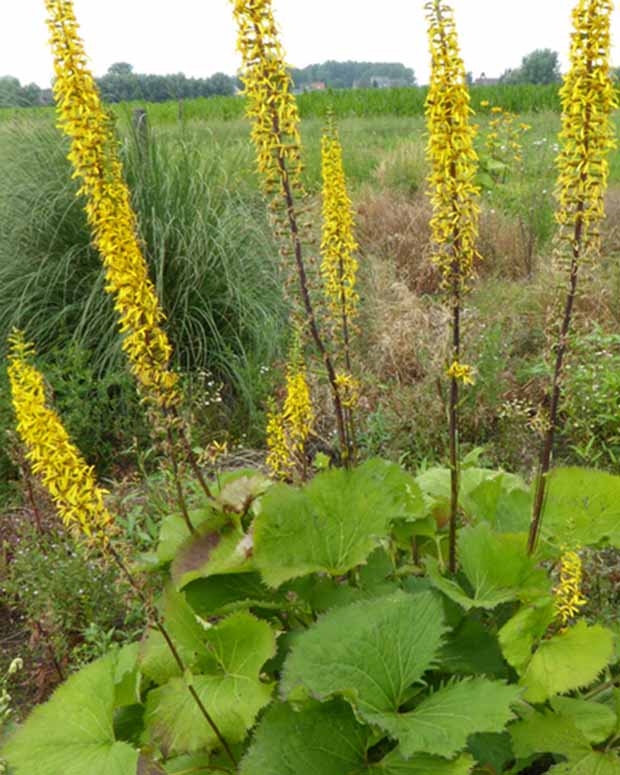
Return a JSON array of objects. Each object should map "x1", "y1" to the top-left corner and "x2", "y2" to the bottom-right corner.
[
  {"x1": 140, "y1": 586, "x2": 207, "y2": 685},
  {"x1": 254, "y1": 460, "x2": 423, "y2": 588},
  {"x1": 498, "y1": 599, "x2": 555, "y2": 673},
  {"x1": 156, "y1": 508, "x2": 221, "y2": 564},
  {"x1": 549, "y1": 752, "x2": 620, "y2": 774},
  {"x1": 171, "y1": 521, "x2": 254, "y2": 589},
  {"x1": 240, "y1": 701, "x2": 368, "y2": 775},
  {"x1": 519, "y1": 621, "x2": 615, "y2": 702},
  {"x1": 369, "y1": 678, "x2": 521, "y2": 759},
  {"x1": 184, "y1": 573, "x2": 285, "y2": 617},
  {"x1": 510, "y1": 710, "x2": 592, "y2": 760},
  {"x1": 144, "y1": 613, "x2": 275, "y2": 755},
  {"x1": 240, "y1": 700, "x2": 475, "y2": 775},
  {"x1": 281, "y1": 591, "x2": 446, "y2": 713},
  {"x1": 368, "y1": 750, "x2": 475, "y2": 774},
  {"x1": 550, "y1": 697, "x2": 617, "y2": 744},
  {"x1": 464, "y1": 473, "x2": 531, "y2": 532},
  {"x1": 509, "y1": 710, "x2": 620, "y2": 771},
  {"x1": 438, "y1": 617, "x2": 507, "y2": 677},
  {"x1": 543, "y1": 468, "x2": 620, "y2": 547},
  {"x1": 426, "y1": 524, "x2": 549, "y2": 610},
  {"x1": 2, "y1": 653, "x2": 140, "y2": 775}
]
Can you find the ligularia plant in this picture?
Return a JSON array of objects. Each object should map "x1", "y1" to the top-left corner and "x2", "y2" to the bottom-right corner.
[
  {"x1": 232, "y1": 0, "x2": 352, "y2": 461},
  {"x1": 425, "y1": 0, "x2": 480, "y2": 572},
  {"x1": 529, "y1": 0, "x2": 617, "y2": 552},
  {"x1": 45, "y1": 0, "x2": 178, "y2": 409},
  {"x1": 7, "y1": 330, "x2": 114, "y2": 543}
]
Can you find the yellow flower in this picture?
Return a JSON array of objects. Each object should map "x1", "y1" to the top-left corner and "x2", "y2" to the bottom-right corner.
[
  {"x1": 425, "y1": 0, "x2": 481, "y2": 293},
  {"x1": 45, "y1": 0, "x2": 178, "y2": 408},
  {"x1": 480, "y1": 100, "x2": 490, "y2": 107},
  {"x1": 7, "y1": 331, "x2": 113, "y2": 542},
  {"x1": 231, "y1": 0, "x2": 303, "y2": 200},
  {"x1": 491, "y1": 106, "x2": 504, "y2": 114},
  {"x1": 266, "y1": 342, "x2": 314, "y2": 479},
  {"x1": 320, "y1": 116, "x2": 359, "y2": 330},
  {"x1": 334, "y1": 372, "x2": 360, "y2": 409},
  {"x1": 446, "y1": 360, "x2": 475, "y2": 385},
  {"x1": 556, "y1": 0, "x2": 617, "y2": 253},
  {"x1": 554, "y1": 549, "x2": 587, "y2": 627}
]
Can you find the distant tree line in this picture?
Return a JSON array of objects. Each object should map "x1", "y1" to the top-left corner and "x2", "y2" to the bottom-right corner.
[
  {"x1": 0, "y1": 63, "x2": 238, "y2": 108},
  {"x1": 289, "y1": 61, "x2": 416, "y2": 90}
]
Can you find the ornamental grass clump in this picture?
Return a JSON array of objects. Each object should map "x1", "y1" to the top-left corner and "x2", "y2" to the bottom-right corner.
[
  {"x1": 45, "y1": 0, "x2": 178, "y2": 410},
  {"x1": 528, "y1": 0, "x2": 617, "y2": 552},
  {"x1": 232, "y1": 0, "x2": 351, "y2": 462},
  {"x1": 425, "y1": 0, "x2": 480, "y2": 572}
]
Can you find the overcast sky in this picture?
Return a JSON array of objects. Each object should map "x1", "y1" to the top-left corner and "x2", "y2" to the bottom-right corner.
[{"x1": 3, "y1": 1, "x2": 620, "y2": 87}]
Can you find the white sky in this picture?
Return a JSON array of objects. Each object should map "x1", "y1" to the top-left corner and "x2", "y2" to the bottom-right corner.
[{"x1": 3, "y1": 1, "x2": 620, "y2": 88}]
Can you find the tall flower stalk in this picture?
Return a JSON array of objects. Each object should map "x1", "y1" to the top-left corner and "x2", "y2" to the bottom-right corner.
[
  {"x1": 45, "y1": 0, "x2": 178, "y2": 410},
  {"x1": 528, "y1": 0, "x2": 616, "y2": 553},
  {"x1": 231, "y1": 0, "x2": 351, "y2": 462},
  {"x1": 7, "y1": 331, "x2": 236, "y2": 767},
  {"x1": 266, "y1": 336, "x2": 315, "y2": 480},
  {"x1": 320, "y1": 115, "x2": 360, "y2": 454},
  {"x1": 45, "y1": 0, "x2": 212, "y2": 506},
  {"x1": 425, "y1": 0, "x2": 481, "y2": 572}
]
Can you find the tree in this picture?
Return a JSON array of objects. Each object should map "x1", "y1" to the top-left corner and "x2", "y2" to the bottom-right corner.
[
  {"x1": 107, "y1": 62, "x2": 134, "y2": 76},
  {"x1": 500, "y1": 49, "x2": 561, "y2": 85},
  {"x1": 0, "y1": 76, "x2": 21, "y2": 107}
]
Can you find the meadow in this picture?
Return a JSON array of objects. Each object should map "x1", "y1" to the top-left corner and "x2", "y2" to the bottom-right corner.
[{"x1": 2, "y1": 3, "x2": 620, "y2": 773}]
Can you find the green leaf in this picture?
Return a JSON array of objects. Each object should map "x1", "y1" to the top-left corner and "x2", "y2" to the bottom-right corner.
[
  {"x1": 369, "y1": 677, "x2": 521, "y2": 758},
  {"x1": 550, "y1": 697, "x2": 617, "y2": 744},
  {"x1": 239, "y1": 701, "x2": 369, "y2": 775},
  {"x1": 140, "y1": 586, "x2": 206, "y2": 685},
  {"x1": 172, "y1": 521, "x2": 254, "y2": 589},
  {"x1": 510, "y1": 710, "x2": 592, "y2": 759},
  {"x1": 144, "y1": 613, "x2": 275, "y2": 755},
  {"x1": 426, "y1": 524, "x2": 549, "y2": 610},
  {"x1": 438, "y1": 617, "x2": 507, "y2": 677},
  {"x1": 468, "y1": 732, "x2": 513, "y2": 773},
  {"x1": 114, "y1": 643, "x2": 141, "y2": 707},
  {"x1": 184, "y1": 573, "x2": 285, "y2": 617},
  {"x1": 464, "y1": 473, "x2": 531, "y2": 532},
  {"x1": 498, "y1": 599, "x2": 555, "y2": 673},
  {"x1": 281, "y1": 591, "x2": 446, "y2": 714},
  {"x1": 156, "y1": 508, "x2": 220, "y2": 564},
  {"x1": 520, "y1": 621, "x2": 615, "y2": 702},
  {"x1": 549, "y1": 751, "x2": 620, "y2": 774},
  {"x1": 240, "y1": 700, "x2": 475, "y2": 775},
  {"x1": 2, "y1": 653, "x2": 140, "y2": 775},
  {"x1": 368, "y1": 750, "x2": 476, "y2": 774},
  {"x1": 214, "y1": 472, "x2": 271, "y2": 514},
  {"x1": 254, "y1": 460, "x2": 419, "y2": 588},
  {"x1": 543, "y1": 468, "x2": 620, "y2": 547}
]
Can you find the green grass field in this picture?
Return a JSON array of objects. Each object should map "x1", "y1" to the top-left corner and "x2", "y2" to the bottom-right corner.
[{"x1": 0, "y1": 83, "x2": 564, "y2": 125}]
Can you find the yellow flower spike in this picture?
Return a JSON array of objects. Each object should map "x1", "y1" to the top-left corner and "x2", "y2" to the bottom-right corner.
[
  {"x1": 554, "y1": 548, "x2": 588, "y2": 628},
  {"x1": 320, "y1": 115, "x2": 359, "y2": 338},
  {"x1": 266, "y1": 340, "x2": 315, "y2": 479},
  {"x1": 334, "y1": 372, "x2": 361, "y2": 409},
  {"x1": 231, "y1": 0, "x2": 303, "y2": 202},
  {"x1": 44, "y1": 0, "x2": 178, "y2": 409},
  {"x1": 7, "y1": 331, "x2": 114, "y2": 543},
  {"x1": 425, "y1": 0, "x2": 481, "y2": 293},
  {"x1": 556, "y1": 0, "x2": 617, "y2": 254},
  {"x1": 446, "y1": 360, "x2": 475, "y2": 386}
]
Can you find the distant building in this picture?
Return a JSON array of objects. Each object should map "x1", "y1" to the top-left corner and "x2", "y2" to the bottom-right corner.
[
  {"x1": 353, "y1": 76, "x2": 409, "y2": 89},
  {"x1": 308, "y1": 81, "x2": 327, "y2": 91},
  {"x1": 474, "y1": 73, "x2": 500, "y2": 86}
]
